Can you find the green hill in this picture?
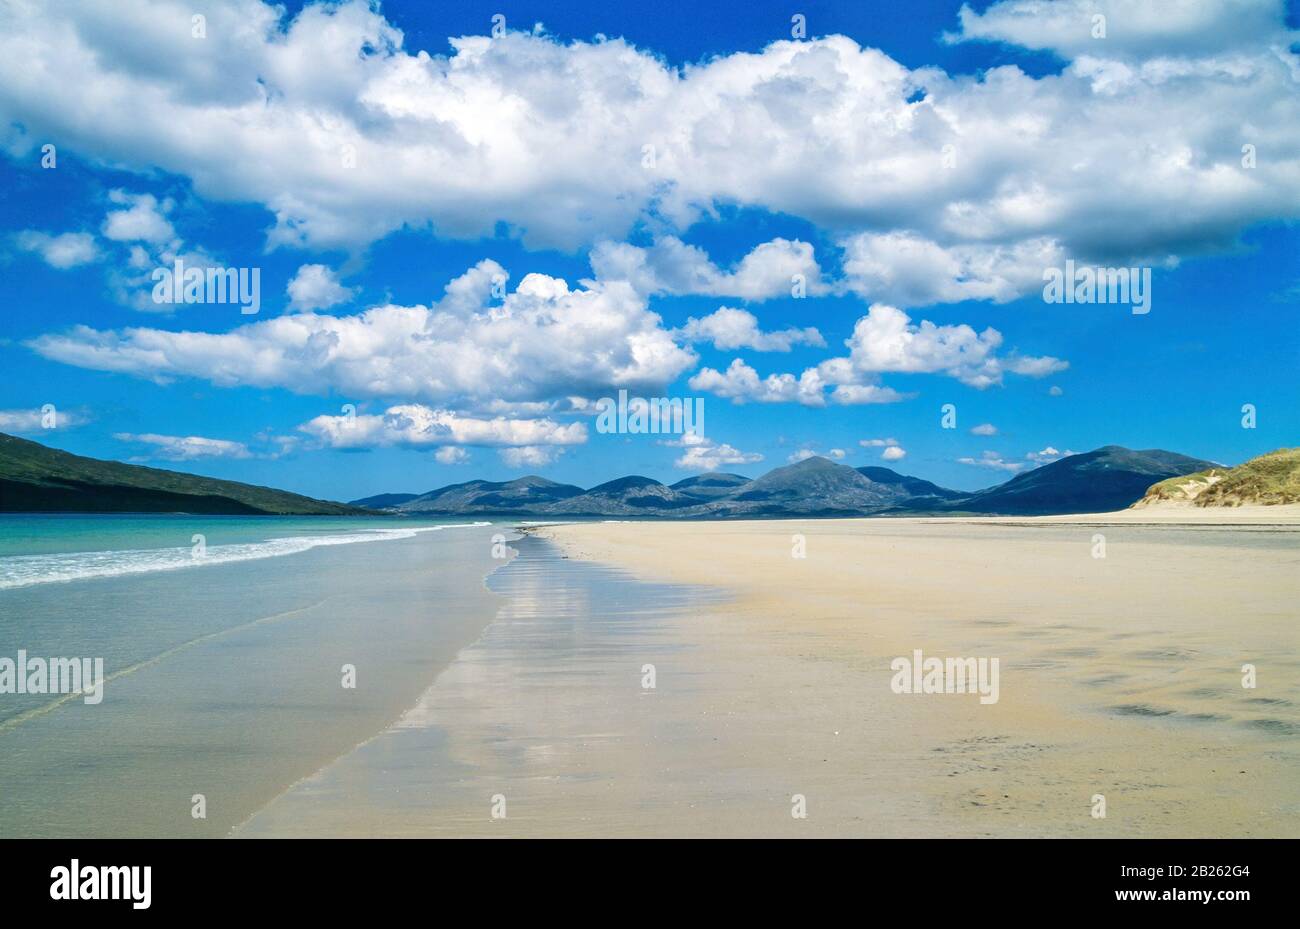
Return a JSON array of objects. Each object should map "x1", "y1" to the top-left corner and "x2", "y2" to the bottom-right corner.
[
  {"x1": 1135, "y1": 447, "x2": 1300, "y2": 508},
  {"x1": 0, "y1": 432, "x2": 366, "y2": 515}
]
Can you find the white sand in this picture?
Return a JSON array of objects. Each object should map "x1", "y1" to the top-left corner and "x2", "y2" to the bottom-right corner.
[{"x1": 526, "y1": 515, "x2": 1300, "y2": 836}]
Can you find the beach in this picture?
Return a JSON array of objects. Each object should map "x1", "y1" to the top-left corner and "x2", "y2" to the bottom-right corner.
[{"x1": 236, "y1": 509, "x2": 1300, "y2": 837}]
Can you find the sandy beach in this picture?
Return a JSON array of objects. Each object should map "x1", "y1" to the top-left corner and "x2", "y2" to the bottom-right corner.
[
  {"x1": 515, "y1": 511, "x2": 1300, "y2": 836},
  {"x1": 232, "y1": 509, "x2": 1300, "y2": 837},
  {"x1": 527, "y1": 511, "x2": 1300, "y2": 841}
]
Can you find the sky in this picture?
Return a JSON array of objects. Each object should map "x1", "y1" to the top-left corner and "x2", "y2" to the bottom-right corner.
[{"x1": 1, "y1": 0, "x2": 1298, "y2": 502}]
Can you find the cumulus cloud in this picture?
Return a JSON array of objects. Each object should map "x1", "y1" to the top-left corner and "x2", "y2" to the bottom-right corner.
[
  {"x1": 13, "y1": 231, "x2": 99, "y2": 269},
  {"x1": 677, "y1": 307, "x2": 824, "y2": 352},
  {"x1": 113, "y1": 432, "x2": 252, "y2": 461},
  {"x1": 500, "y1": 445, "x2": 563, "y2": 468},
  {"x1": 860, "y1": 438, "x2": 906, "y2": 460},
  {"x1": 689, "y1": 357, "x2": 911, "y2": 407},
  {"x1": 844, "y1": 304, "x2": 1067, "y2": 389},
  {"x1": 840, "y1": 232, "x2": 1063, "y2": 306},
  {"x1": 28, "y1": 261, "x2": 697, "y2": 406},
  {"x1": 958, "y1": 450, "x2": 1025, "y2": 472},
  {"x1": 671, "y1": 433, "x2": 764, "y2": 471},
  {"x1": 298, "y1": 403, "x2": 586, "y2": 450},
  {"x1": 589, "y1": 237, "x2": 825, "y2": 299},
  {"x1": 435, "y1": 446, "x2": 470, "y2": 464},
  {"x1": 788, "y1": 447, "x2": 847, "y2": 463},
  {"x1": 691, "y1": 302, "x2": 1064, "y2": 405},
  {"x1": 1, "y1": 0, "x2": 1294, "y2": 273},
  {"x1": 287, "y1": 264, "x2": 354, "y2": 311},
  {"x1": 970, "y1": 422, "x2": 999, "y2": 435},
  {"x1": 1026, "y1": 445, "x2": 1077, "y2": 464},
  {"x1": 101, "y1": 192, "x2": 176, "y2": 245},
  {"x1": 690, "y1": 359, "x2": 821, "y2": 406}
]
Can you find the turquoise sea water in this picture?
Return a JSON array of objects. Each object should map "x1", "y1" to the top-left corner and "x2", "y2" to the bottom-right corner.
[{"x1": 0, "y1": 514, "x2": 507, "y2": 837}]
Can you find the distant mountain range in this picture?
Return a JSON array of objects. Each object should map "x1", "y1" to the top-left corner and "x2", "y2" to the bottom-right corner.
[
  {"x1": 352, "y1": 445, "x2": 1219, "y2": 518},
  {"x1": 1, "y1": 431, "x2": 1242, "y2": 518},
  {"x1": 1134, "y1": 447, "x2": 1300, "y2": 508},
  {"x1": 0, "y1": 432, "x2": 364, "y2": 515}
]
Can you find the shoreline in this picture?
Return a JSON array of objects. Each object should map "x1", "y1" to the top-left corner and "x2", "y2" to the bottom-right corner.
[
  {"x1": 237, "y1": 512, "x2": 1300, "y2": 837},
  {"x1": 227, "y1": 539, "x2": 519, "y2": 837},
  {"x1": 0, "y1": 520, "x2": 509, "y2": 838},
  {"x1": 234, "y1": 533, "x2": 732, "y2": 837}
]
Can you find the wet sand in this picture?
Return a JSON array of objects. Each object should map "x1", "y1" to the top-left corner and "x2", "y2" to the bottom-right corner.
[{"x1": 239, "y1": 512, "x2": 1300, "y2": 837}]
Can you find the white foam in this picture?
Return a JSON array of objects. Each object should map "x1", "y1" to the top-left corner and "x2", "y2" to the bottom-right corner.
[{"x1": 0, "y1": 522, "x2": 490, "y2": 590}]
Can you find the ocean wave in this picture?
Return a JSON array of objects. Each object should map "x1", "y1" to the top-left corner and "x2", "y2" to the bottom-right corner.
[{"x1": 0, "y1": 522, "x2": 490, "y2": 590}]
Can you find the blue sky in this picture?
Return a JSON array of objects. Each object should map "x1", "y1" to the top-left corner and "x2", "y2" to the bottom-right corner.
[{"x1": 1, "y1": 0, "x2": 1298, "y2": 501}]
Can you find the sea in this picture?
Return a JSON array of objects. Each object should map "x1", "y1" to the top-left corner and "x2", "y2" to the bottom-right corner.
[{"x1": 0, "y1": 514, "x2": 508, "y2": 837}]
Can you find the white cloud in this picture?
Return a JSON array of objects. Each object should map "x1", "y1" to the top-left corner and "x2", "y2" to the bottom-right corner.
[
  {"x1": 113, "y1": 432, "x2": 252, "y2": 461},
  {"x1": 689, "y1": 359, "x2": 830, "y2": 406},
  {"x1": 677, "y1": 307, "x2": 824, "y2": 352},
  {"x1": 829, "y1": 384, "x2": 910, "y2": 405},
  {"x1": 0, "y1": 407, "x2": 90, "y2": 432},
  {"x1": 1, "y1": 0, "x2": 1295, "y2": 272},
  {"x1": 840, "y1": 232, "x2": 1063, "y2": 306},
  {"x1": 500, "y1": 445, "x2": 563, "y2": 468},
  {"x1": 946, "y1": 0, "x2": 1289, "y2": 60},
  {"x1": 693, "y1": 304, "x2": 1067, "y2": 405},
  {"x1": 970, "y1": 422, "x2": 998, "y2": 435},
  {"x1": 788, "y1": 446, "x2": 848, "y2": 463},
  {"x1": 843, "y1": 304, "x2": 1067, "y2": 389},
  {"x1": 959, "y1": 450, "x2": 1025, "y2": 472},
  {"x1": 589, "y1": 237, "x2": 825, "y2": 300},
  {"x1": 1026, "y1": 445, "x2": 1077, "y2": 464},
  {"x1": 1049, "y1": 385, "x2": 1064, "y2": 396},
  {"x1": 675, "y1": 436, "x2": 763, "y2": 471},
  {"x1": 101, "y1": 191, "x2": 176, "y2": 245},
  {"x1": 287, "y1": 264, "x2": 354, "y2": 311},
  {"x1": 298, "y1": 403, "x2": 586, "y2": 450},
  {"x1": 14, "y1": 231, "x2": 99, "y2": 269},
  {"x1": 435, "y1": 446, "x2": 470, "y2": 464},
  {"x1": 881, "y1": 445, "x2": 907, "y2": 461},
  {"x1": 29, "y1": 261, "x2": 697, "y2": 406},
  {"x1": 860, "y1": 437, "x2": 900, "y2": 447}
]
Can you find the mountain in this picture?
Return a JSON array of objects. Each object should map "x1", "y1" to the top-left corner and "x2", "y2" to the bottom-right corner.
[
  {"x1": 856, "y1": 466, "x2": 966, "y2": 501},
  {"x1": 396, "y1": 475, "x2": 584, "y2": 514},
  {"x1": 546, "y1": 476, "x2": 693, "y2": 515},
  {"x1": 353, "y1": 445, "x2": 1215, "y2": 519},
  {"x1": 349, "y1": 492, "x2": 420, "y2": 509},
  {"x1": 0, "y1": 432, "x2": 365, "y2": 515},
  {"x1": 950, "y1": 446, "x2": 1216, "y2": 515},
  {"x1": 1134, "y1": 447, "x2": 1300, "y2": 507},
  {"x1": 369, "y1": 456, "x2": 955, "y2": 518},
  {"x1": 670, "y1": 472, "x2": 751, "y2": 501},
  {"x1": 714, "y1": 457, "x2": 914, "y2": 516}
]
